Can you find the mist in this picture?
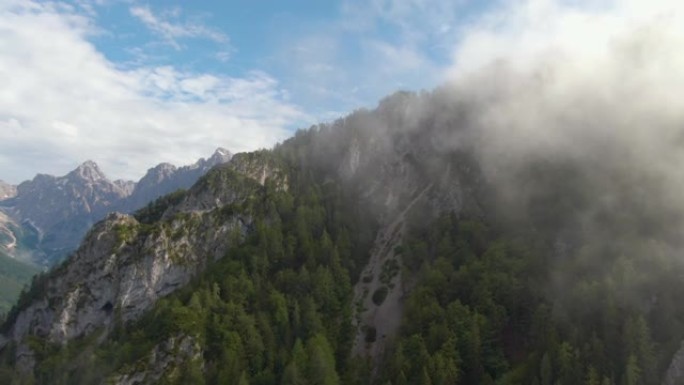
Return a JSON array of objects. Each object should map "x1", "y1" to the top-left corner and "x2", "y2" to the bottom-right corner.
[
  {"x1": 417, "y1": 0, "x2": 677, "y2": 235},
  {"x1": 303, "y1": 0, "x2": 684, "y2": 326},
  {"x1": 400, "y1": 2, "x2": 682, "y2": 321}
]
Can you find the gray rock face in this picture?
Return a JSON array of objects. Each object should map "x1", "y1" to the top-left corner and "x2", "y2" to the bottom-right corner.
[
  {"x1": 313, "y1": 91, "x2": 481, "y2": 225},
  {"x1": 7, "y1": 207, "x2": 247, "y2": 346},
  {"x1": 112, "y1": 334, "x2": 202, "y2": 385}
]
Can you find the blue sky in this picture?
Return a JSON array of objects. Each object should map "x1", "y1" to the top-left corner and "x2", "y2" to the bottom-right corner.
[
  {"x1": 1, "y1": 0, "x2": 669, "y2": 183},
  {"x1": 0, "y1": 0, "x2": 496, "y2": 183},
  {"x1": 91, "y1": 0, "x2": 491, "y2": 118}
]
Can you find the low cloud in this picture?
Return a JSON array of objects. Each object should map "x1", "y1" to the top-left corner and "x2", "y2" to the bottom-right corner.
[
  {"x1": 427, "y1": 0, "x2": 684, "y2": 264},
  {"x1": 0, "y1": 1, "x2": 308, "y2": 184},
  {"x1": 443, "y1": 0, "x2": 684, "y2": 192}
]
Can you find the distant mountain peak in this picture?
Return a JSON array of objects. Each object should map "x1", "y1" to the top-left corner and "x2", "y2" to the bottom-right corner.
[
  {"x1": 151, "y1": 162, "x2": 177, "y2": 172},
  {"x1": 78, "y1": 160, "x2": 99, "y2": 170},
  {"x1": 214, "y1": 147, "x2": 231, "y2": 157},
  {"x1": 139, "y1": 163, "x2": 177, "y2": 185},
  {"x1": 207, "y1": 147, "x2": 233, "y2": 165},
  {"x1": 71, "y1": 160, "x2": 106, "y2": 181}
]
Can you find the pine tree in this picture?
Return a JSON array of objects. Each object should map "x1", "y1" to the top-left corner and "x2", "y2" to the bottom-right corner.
[
  {"x1": 586, "y1": 366, "x2": 600, "y2": 385},
  {"x1": 624, "y1": 354, "x2": 640, "y2": 385},
  {"x1": 306, "y1": 334, "x2": 339, "y2": 385}
]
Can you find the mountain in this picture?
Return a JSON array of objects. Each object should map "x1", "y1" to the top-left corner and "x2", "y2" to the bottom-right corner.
[
  {"x1": 1, "y1": 162, "x2": 132, "y2": 264},
  {"x1": 118, "y1": 147, "x2": 232, "y2": 212},
  {"x1": 1, "y1": 90, "x2": 684, "y2": 385},
  {"x1": 0, "y1": 181, "x2": 16, "y2": 200},
  {"x1": 0, "y1": 148, "x2": 232, "y2": 266},
  {"x1": 0, "y1": 150, "x2": 232, "y2": 319}
]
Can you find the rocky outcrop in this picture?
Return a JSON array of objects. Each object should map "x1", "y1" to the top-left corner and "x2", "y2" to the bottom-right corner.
[
  {"x1": 7, "y1": 207, "x2": 250, "y2": 346},
  {"x1": 352, "y1": 184, "x2": 433, "y2": 365},
  {"x1": 112, "y1": 334, "x2": 202, "y2": 385},
  {"x1": 230, "y1": 151, "x2": 287, "y2": 189}
]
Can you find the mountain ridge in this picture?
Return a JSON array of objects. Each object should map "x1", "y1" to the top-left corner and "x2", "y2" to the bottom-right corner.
[{"x1": 0, "y1": 148, "x2": 232, "y2": 266}]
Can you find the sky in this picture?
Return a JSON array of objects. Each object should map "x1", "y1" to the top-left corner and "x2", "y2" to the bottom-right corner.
[
  {"x1": 0, "y1": 0, "x2": 490, "y2": 184},
  {"x1": 0, "y1": 0, "x2": 681, "y2": 184}
]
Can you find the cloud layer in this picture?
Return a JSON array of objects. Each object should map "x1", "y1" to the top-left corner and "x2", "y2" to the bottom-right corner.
[
  {"x1": 0, "y1": 1, "x2": 307, "y2": 184},
  {"x1": 444, "y1": 0, "x2": 684, "y2": 187},
  {"x1": 427, "y1": 0, "x2": 684, "y2": 259}
]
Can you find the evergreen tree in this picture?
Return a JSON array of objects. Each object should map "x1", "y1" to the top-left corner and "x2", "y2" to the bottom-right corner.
[{"x1": 306, "y1": 334, "x2": 339, "y2": 385}]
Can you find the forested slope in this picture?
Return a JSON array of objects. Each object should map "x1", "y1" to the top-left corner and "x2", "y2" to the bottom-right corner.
[{"x1": 1, "y1": 89, "x2": 684, "y2": 385}]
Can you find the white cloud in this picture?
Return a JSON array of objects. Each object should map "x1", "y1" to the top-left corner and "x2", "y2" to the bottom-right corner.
[
  {"x1": 449, "y1": 0, "x2": 684, "y2": 77},
  {"x1": 446, "y1": 0, "x2": 684, "y2": 150},
  {"x1": 130, "y1": 5, "x2": 228, "y2": 50},
  {"x1": 0, "y1": 1, "x2": 308, "y2": 184},
  {"x1": 439, "y1": 0, "x2": 684, "y2": 214}
]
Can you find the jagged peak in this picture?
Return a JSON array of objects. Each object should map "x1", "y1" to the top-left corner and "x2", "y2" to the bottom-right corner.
[
  {"x1": 213, "y1": 147, "x2": 232, "y2": 157},
  {"x1": 70, "y1": 160, "x2": 107, "y2": 181},
  {"x1": 78, "y1": 160, "x2": 99, "y2": 170},
  {"x1": 134, "y1": 163, "x2": 177, "y2": 189},
  {"x1": 206, "y1": 147, "x2": 233, "y2": 165},
  {"x1": 149, "y1": 162, "x2": 177, "y2": 173}
]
